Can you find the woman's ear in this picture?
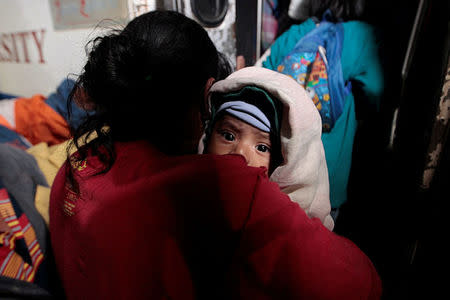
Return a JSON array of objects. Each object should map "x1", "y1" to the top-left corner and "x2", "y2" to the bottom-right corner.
[
  {"x1": 74, "y1": 87, "x2": 95, "y2": 111},
  {"x1": 202, "y1": 77, "x2": 215, "y2": 121}
]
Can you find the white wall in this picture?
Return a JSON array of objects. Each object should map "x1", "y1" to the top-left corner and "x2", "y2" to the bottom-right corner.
[
  {"x1": 0, "y1": 0, "x2": 125, "y2": 96},
  {"x1": 0, "y1": 0, "x2": 237, "y2": 96}
]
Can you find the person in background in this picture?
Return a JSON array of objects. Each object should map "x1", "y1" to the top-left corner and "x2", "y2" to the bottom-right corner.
[
  {"x1": 201, "y1": 67, "x2": 334, "y2": 230},
  {"x1": 50, "y1": 10, "x2": 381, "y2": 299},
  {"x1": 261, "y1": 0, "x2": 384, "y2": 222}
]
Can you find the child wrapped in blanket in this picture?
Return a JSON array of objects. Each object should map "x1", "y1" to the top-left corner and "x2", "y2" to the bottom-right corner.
[{"x1": 200, "y1": 66, "x2": 334, "y2": 230}]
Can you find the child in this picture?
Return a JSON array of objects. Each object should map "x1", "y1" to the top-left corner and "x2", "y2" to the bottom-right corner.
[
  {"x1": 200, "y1": 66, "x2": 334, "y2": 231},
  {"x1": 260, "y1": 0, "x2": 384, "y2": 221},
  {"x1": 203, "y1": 85, "x2": 283, "y2": 175}
]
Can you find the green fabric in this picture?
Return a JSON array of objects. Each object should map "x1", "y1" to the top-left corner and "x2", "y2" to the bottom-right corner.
[{"x1": 263, "y1": 19, "x2": 383, "y2": 208}]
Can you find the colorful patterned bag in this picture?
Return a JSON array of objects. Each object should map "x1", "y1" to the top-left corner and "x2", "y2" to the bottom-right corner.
[{"x1": 276, "y1": 12, "x2": 351, "y2": 132}]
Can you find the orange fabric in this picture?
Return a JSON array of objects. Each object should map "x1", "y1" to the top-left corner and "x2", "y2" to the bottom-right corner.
[
  {"x1": 14, "y1": 95, "x2": 70, "y2": 145},
  {"x1": 0, "y1": 115, "x2": 12, "y2": 129}
]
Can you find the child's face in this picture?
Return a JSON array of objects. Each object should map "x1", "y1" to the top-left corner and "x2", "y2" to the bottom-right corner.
[{"x1": 208, "y1": 114, "x2": 271, "y2": 170}]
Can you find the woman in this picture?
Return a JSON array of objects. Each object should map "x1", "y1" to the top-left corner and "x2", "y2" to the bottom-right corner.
[{"x1": 50, "y1": 10, "x2": 381, "y2": 300}]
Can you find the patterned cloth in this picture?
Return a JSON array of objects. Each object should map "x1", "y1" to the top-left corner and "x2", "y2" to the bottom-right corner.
[
  {"x1": 278, "y1": 50, "x2": 333, "y2": 129},
  {"x1": 0, "y1": 187, "x2": 44, "y2": 283}
]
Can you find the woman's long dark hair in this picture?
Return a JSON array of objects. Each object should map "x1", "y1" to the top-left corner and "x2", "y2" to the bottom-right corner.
[
  {"x1": 278, "y1": 0, "x2": 368, "y2": 35},
  {"x1": 67, "y1": 10, "x2": 231, "y2": 192},
  {"x1": 297, "y1": 0, "x2": 367, "y2": 21},
  {"x1": 311, "y1": 0, "x2": 367, "y2": 21}
]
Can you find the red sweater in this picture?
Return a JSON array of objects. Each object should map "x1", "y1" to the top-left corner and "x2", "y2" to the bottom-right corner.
[{"x1": 50, "y1": 141, "x2": 381, "y2": 299}]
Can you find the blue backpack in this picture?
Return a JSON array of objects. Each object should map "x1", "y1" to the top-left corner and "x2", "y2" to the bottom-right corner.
[{"x1": 276, "y1": 13, "x2": 351, "y2": 132}]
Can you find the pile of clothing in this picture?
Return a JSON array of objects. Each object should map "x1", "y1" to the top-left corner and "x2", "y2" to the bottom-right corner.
[{"x1": 0, "y1": 79, "x2": 87, "y2": 298}]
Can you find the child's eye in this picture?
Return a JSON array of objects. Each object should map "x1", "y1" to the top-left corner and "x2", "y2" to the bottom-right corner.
[
  {"x1": 221, "y1": 131, "x2": 235, "y2": 141},
  {"x1": 256, "y1": 144, "x2": 270, "y2": 153}
]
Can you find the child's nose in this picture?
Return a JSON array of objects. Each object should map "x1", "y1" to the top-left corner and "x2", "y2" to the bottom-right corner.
[{"x1": 233, "y1": 142, "x2": 252, "y2": 165}]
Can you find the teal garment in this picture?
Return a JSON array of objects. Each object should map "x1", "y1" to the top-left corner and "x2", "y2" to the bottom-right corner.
[{"x1": 263, "y1": 19, "x2": 383, "y2": 208}]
